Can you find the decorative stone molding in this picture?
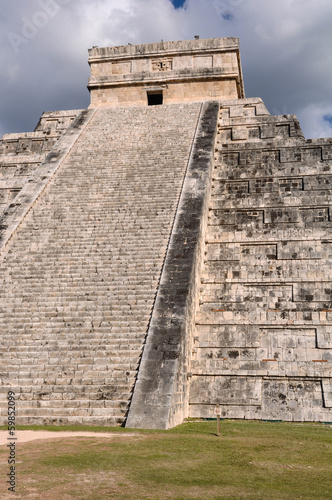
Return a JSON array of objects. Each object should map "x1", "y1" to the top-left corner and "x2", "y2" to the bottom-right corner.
[{"x1": 151, "y1": 59, "x2": 173, "y2": 71}]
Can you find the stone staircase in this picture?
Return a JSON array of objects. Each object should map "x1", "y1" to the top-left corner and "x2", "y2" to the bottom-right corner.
[
  {"x1": 189, "y1": 98, "x2": 332, "y2": 422},
  {"x1": 0, "y1": 103, "x2": 201, "y2": 425}
]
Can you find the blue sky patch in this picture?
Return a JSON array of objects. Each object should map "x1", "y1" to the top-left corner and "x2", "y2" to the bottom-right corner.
[
  {"x1": 171, "y1": 0, "x2": 186, "y2": 8},
  {"x1": 323, "y1": 115, "x2": 332, "y2": 125}
]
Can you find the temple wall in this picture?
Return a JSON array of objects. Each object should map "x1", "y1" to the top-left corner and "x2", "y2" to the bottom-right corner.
[
  {"x1": 88, "y1": 37, "x2": 244, "y2": 107},
  {"x1": 189, "y1": 98, "x2": 332, "y2": 422}
]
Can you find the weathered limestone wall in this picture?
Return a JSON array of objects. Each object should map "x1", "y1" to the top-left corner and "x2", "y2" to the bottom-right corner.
[
  {"x1": 0, "y1": 111, "x2": 81, "y2": 219},
  {"x1": 0, "y1": 103, "x2": 201, "y2": 426},
  {"x1": 89, "y1": 80, "x2": 239, "y2": 108},
  {"x1": 189, "y1": 98, "x2": 332, "y2": 422},
  {"x1": 88, "y1": 38, "x2": 244, "y2": 107}
]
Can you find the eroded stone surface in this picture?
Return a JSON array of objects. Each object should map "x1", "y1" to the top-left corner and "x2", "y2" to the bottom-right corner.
[{"x1": 189, "y1": 98, "x2": 332, "y2": 422}]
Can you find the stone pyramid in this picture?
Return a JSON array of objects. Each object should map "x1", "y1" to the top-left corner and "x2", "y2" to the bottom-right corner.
[{"x1": 0, "y1": 38, "x2": 331, "y2": 428}]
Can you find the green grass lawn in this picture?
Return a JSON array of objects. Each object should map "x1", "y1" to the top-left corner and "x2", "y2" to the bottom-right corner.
[{"x1": 0, "y1": 420, "x2": 331, "y2": 499}]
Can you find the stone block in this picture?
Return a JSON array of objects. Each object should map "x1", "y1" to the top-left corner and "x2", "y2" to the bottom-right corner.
[
  {"x1": 190, "y1": 375, "x2": 262, "y2": 405},
  {"x1": 280, "y1": 148, "x2": 302, "y2": 163},
  {"x1": 322, "y1": 380, "x2": 332, "y2": 407}
]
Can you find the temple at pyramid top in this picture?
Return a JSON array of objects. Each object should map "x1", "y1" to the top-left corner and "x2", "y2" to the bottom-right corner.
[{"x1": 88, "y1": 37, "x2": 245, "y2": 107}]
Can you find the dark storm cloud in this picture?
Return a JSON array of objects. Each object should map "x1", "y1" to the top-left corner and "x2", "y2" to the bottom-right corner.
[{"x1": 1, "y1": 0, "x2": 332, "y2": 139}]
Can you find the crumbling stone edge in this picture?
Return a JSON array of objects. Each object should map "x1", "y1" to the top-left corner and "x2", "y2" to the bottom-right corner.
[
  {"x1": 0, "y1": 109, "x2": 96, "y2": 254},
  {"x1": 126, "y1": 101, "x2": 220, "y2": 429}
]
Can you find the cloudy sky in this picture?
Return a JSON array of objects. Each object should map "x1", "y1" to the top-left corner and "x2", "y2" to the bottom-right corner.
[{"x1": 1, "y1": 0, "x2": 332, "y2": 139}]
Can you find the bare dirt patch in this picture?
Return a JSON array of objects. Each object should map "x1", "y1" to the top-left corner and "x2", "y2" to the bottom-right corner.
[
  {"x1": 0, "y1": 433, "x2": 143, "y2": 500},
  {"x1": 0, "y1": 430, "x2": 137, "y2": 446}
]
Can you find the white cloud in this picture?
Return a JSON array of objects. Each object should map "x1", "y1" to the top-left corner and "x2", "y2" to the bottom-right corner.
[{"x1": 297, "y1": 103, "x2": 332, "y2": 139}]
